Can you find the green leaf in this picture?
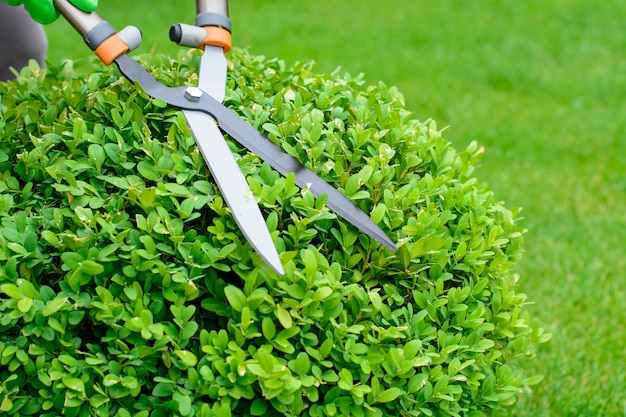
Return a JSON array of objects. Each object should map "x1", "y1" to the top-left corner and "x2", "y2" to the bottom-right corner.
[
  {"x1": 262, "y1": 317, "x2": 276, "y2": 340},
  {"x1": 0, "y1": 284, "x2": 21, "y2": 299},
  {"x1": 8, "y1": 242, "x2": 28, "y2": 255},
  {"x1": 272, "y1": 337, "x2": 295, "y2": 354},
  {"x1": 139, "y1": 187, "x2": 157, "y2": 208},
  {"x1": 345, "y1": 173, "x2": 362, "y2": 195},
  {"x1": 125, "y1": 317, "x2": 144, "y2": 332},
  {"x1": 174, "y1": 350, "x2": 198, "y2": 368},
  {"x1": 41, "y1": 230, "x2": 60, "y2": 247},
  {"x1": 370, "y1": 203, "x2": 387, "y2": 224},
  {"x1": 61, "y1": 252, "x2": 84, "y2": 270},
  {"x1": 351, "y1": 190, "x2": 371, "y2": 200},
  {"x1": 89, "y1": 394, "x2": 110, "y2": 408},
  {"x1": 250, "y1": 399, "x2": 268, "y2": 416},
  {"x1": 262, "y1": 123, "x2": 281, "y2": 137},
  {"x1": 302, "y1": 248, "x2": 318, "y2": 277},
  {"x1": 117, "y1": 408, "x2": 132, "y2": 417},
  {"x1": 100, "y1": 175, "x2": 130, "y2": 189},
  {"x1": 276, "y1": 306, "x2": 292, "y2": 329},
  {"x1": 152, "y1": 383, "x2": 174, "y2": 397},
  {"x1": 68, "y1": 310, "x2": 86, "y2": 325},
  {"x1": 312, "y1": 287, "x2": 333, "y2": 301},
  {"x1": 256, "y1": 347, "x2": 275, "y2": 374},
  {"x1": 180, "y1": 321, "x2": 199, "y2": 340},
  {"x1": 72, "y1": 118, "x2": 87, "y2": 141},
  {"x1": 48, "y1": 317, "x2": 65, "y2": 334},
  {"x1": 224, "y1": 286, "x2": 246, "y2": 313},
  {"x1": 62, "y1": 377, "x2": 85, "y2": 394},
  {"x1": 164, "y1": 183, "x2": 192, "y2": 196},
  {"x1": 137, "y1": 160, "x2": 159, "y2": 181},
  {"x1": 376, "y1": 387, "x2": 405, "y2": 403},
  {"x1": 43, "y1": 297, "x2": 68, "y2": 316},
  {"x1": 216, "y1": 402, "x2": 232, "y2": 417},
  {"x1": 88, "y1": 144, "x2": 106, "y2": 170},
  {"x1": 103, "y1": 375, "x2": 120, "y2": 388},
  {"x1": 241, "y1": 306, "x2": 252, "y2": 329},
  {"x1": 0, "y1": 397, "x2": 13, "y2": 412},
  {"x1": 152, "y1": 97, "x2": 167, "y2": 108},
  {"x1": 80, "y1": 260, "x2": 104, "y2": 275},
  {"x1": 408, "y1": 374, "x2": 428, "y2": 393},
  {"x1": 293, "y1": 352, "x2": 311, "y2": 375},
  {"x1": 338, "y1": 368, "x2": 353, "y2": 391},
  {"x1": 17, "y1": 297, "x2": 34, "y2": 313},
  {"x1": 173, "y1": 391, "x2": 192, "y2": 416},
  {"x1": 140, "y1": 309, "x2": 154, "y2": 326}
]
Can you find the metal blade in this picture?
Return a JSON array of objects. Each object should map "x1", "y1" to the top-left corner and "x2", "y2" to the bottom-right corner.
[
  {"x1": 184, "y1": 110, "x2": 284, "y2": 275},
  {"x1": 198, "y1": 46, "x2": 226, "y2": 102},
  {"x1": 209, "y1": 108, "x2": 399, "y2": 252},
  {"x1": 114, "y1": 54, "x2": 397, "y2": 252},
  {"x1": 187, "y1": 46, "x2": 283, "y2": 275}
]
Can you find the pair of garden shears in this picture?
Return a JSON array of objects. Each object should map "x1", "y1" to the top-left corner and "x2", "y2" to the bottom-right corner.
[{"x1": 52, "y1": 0, "x2": 398, "y2": 275}]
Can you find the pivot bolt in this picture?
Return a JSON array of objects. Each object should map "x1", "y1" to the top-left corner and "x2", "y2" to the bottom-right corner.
[{"x1": 184, "y1": 87, "x2": 203, "y2": 102}]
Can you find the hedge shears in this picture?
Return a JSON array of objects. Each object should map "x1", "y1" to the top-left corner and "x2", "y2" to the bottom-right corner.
[{"x1": 52, "y1": 0, "x2": 398, "y2": 275}]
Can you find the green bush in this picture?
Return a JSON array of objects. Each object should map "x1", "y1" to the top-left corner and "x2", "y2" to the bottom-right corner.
[{"x1": 0, "y1": 50, "x2": 549, "y2": 417}]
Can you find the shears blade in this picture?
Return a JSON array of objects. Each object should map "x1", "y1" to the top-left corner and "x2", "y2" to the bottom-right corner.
[
  {"x1": 114, "y1": 54, "x2": 397, "y2": 252},
  {"x1": 183, "y1": 46, "x2": 284, "y2": 275}
]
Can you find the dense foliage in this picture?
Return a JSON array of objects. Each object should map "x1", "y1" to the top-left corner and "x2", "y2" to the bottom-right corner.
[{"x1": 0, "y1": 51, "x2": 548, "y2": 416}]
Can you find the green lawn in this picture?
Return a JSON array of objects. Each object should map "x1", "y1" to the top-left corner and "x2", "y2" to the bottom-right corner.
[{"x1": 46, "y1": 1, "x2": 626, "y2": 415}]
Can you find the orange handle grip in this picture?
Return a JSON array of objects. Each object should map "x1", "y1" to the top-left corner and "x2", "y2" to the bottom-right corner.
[
  {"x1": 95, "y1": 34, "x2": 130, "y2": 66},
  {"x1": 201, "y1": 26, "x2": 232, "y2": 53}
]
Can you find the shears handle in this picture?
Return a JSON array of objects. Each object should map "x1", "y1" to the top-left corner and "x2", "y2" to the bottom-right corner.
[
  {"x1": 196, "y1": 0, "x2": 228, "y2": 16},
  {"x1": 53, "y1": 0, "x2": 142, "y2": 65},
  {"x1": 170, "y1": 0, "x2": 232, "y2": 52}
]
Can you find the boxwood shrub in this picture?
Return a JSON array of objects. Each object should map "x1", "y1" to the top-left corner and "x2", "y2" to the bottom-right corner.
[{"x1": 0, "y1": 50, "x2": 549, "y2": 417}]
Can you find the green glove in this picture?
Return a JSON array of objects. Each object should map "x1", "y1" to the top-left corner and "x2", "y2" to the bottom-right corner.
[{"x1": 4, "y1": 0, "x2": 98, "y2": 25}]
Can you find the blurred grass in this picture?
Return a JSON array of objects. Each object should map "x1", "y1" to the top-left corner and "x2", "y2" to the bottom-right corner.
[{"x1": 46, "y1": 0, "x2": 626, "y2": 415}]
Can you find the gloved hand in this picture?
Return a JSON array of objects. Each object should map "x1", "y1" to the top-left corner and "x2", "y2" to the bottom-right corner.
[{"x1": 3, "y1": 0, "x2": 98, "y2": 25}]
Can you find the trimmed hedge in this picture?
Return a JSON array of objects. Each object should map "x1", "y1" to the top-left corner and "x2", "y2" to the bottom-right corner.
[{"x1": 0, "y1": 51, "x2": 549, "y2": 417}]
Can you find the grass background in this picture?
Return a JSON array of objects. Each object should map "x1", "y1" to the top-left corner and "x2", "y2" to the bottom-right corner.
[{"x1": 44, "y1": 1, "x2": 626, "y2": 415}]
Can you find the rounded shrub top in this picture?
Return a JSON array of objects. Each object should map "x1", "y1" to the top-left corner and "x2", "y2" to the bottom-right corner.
[{"x1": 0, "y1": 51, "x2": 548, "y2": 417}]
